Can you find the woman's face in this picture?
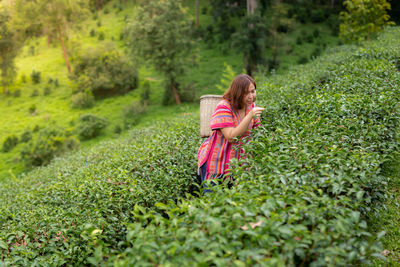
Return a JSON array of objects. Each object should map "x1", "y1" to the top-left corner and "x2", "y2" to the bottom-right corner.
[{"x1": 243, "y1": 83, "x2": 256, "y2": 107}]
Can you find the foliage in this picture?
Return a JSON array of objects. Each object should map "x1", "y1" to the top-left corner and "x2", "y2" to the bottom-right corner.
[
  {"x1": 71, "y1": 91, "x2": 95, "y2": 109},
  {"x1": 140, "y1": 81, "x2": 151, "y2": 105},
  {"x1": 122, "y1": 100, "x2": 148, "y2": 128},
  {"x1": 231, "y1": 14, "x2": 268, "y2": 76},
  {"x1": 70, "y1": 42, "x2": 138, "y2": 98},
  {"x1": 0, "y1": 120, "x2": 200, "y2": 265},
  {"x1": 30, "y1": 70, "x2": 41, "y2": 84},
  {"x1": 0, "y1": 8, "x2": 20, "y2": 94},
  {"x1": 2, "y1": 135, "x2": 19, "y2": 152},
  {"x1": 20, "y1": 129, "x2": 33, "y2": 143},
  {"x1": 43, "y1": 86, "x2": 51, "y2": 96},
  {"x1": 76, "y1": 114, "x2": 108, "y2": 140},
  {"x1": 20, "y1": 126, "x2": 79, "y2": 166},
  {"x1": 216, "y1": 62, "x2": 237, "y2": 93},
  {"x1": 339, "y1": 0, "x2": 395, "y2": 43},
  {"x1": 209, "y1": 0, "x2": 246, "y2": 42},
  {"x1": 0, "y1": 27, "x2": 398, "y2": 265},
  {"x1": 108, "y1": 28, "x2": 400, "y2": 266},
  {"x1": 126, "y1": 0, "x2": 195, "y2": 105},
  {"x1": 12, "y1": 0, "x2": 90, "y2": 73}
]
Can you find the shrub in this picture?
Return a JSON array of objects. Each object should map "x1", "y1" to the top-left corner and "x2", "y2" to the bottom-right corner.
[
  {"x1": 310, "y1": 9, "x2": 325, "y2": 23},
  {"x1": 98, "y1": 31, "x2": 105, "y2": 41},
  {"x1": 2, "y1": 135, "x2": 18, "y2": 152},
  {"x1": 114, "y1": 124, "x2": 122, "y2": 134},
  {"x1": 20, "y1": 129, "x2": 33, "y2": 143},
  {"x1": 70, "y1": 43, "x2": 138, "y2": 98},
  {"x1": 54, "y1": 79, "x2": 59, "y2": 87},
  {"x1": 97, "y1": 20, "x2": 102, "y2": 27},
  {"x1": 201, "y1": 6, "x2": 207, "y2": 14},
  {"x1": 29, "y1": 45, "x2": 35, "y2": 56},
  {"x1": 71, "y1": 91, "x2": 95, "y2": 109},
  {"x1": 305, "y1": 34, "x2": 314, "y2": 43},
  {"x1": 140, "y1": 81, "x2": 151, "y2": 105},
  {"x1": 76, "y1": 114, "x2": 108, "y2": 140},
  {"x1": 20, "y1": 126, "x2": 79, "y2": 166},
  {"x1": 313, "y1": 28, "x2": 320, "y2": 38},
  {"x1": 311, "y1": 47, "x2": 322, "y2": 58},
  {"x1": 123, "y1": 100, "x2": 147, "y2": 128},
  {"x1": 30, "y1": 89, "x2": 39, "y2": 97},
  {"x1": 21, "y1": 74, "x2": 26, "y2": 83},
  {"x1": 90, "y1": 29, "x2": 95, "y2": 37},
  {"x1": 29, "y1": 104, "x2": 37, "y2": 114},
  {"x1": 13, "y1": 89, "x2": 21, "y2": 97},
  {"x1": 297, "y1": 55, "x2": 309, "y2": 64},
  {"x1": 43, "y1": 87, "x2": 51, "y2": 96},
  {"x1": 30, "y1": 70, "x2": 41, "y2": 84}
]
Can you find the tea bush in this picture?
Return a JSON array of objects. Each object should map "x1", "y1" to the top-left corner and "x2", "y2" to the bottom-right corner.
[
  {"x1": 0, "y1": 119, "x2": 201, "y2": 265},
  {"x1": 0, "y1": 27, "x2": 399, "y2": 266},
  {"x1": 109, "y1": 27, "x2": 400, "y2": 266}
]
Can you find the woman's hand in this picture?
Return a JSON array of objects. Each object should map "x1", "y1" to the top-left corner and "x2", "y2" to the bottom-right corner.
[
  {"x1": 251, "y1": 107, "x2": 265, "y2": 119},
  {"x1": 221, "y1": 106, "x2": 265, "y2": 142}
]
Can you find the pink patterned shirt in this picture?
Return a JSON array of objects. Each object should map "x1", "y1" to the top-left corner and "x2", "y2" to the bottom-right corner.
[{"x1": 197, "y1": 99, "x2": 261, "y2": 180}]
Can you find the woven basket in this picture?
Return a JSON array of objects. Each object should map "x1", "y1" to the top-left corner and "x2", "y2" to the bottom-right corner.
[{"x1": 200, "y1": 95, "x2": 223, "y2": 137}]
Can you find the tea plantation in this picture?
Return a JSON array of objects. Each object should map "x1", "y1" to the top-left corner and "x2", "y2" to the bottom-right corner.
[{"x1": 0, "y1": 27, "x2": 399, "y2": 266}]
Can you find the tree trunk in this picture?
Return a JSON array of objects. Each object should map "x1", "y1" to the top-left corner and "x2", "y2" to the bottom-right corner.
[
  {"x1": 272, "y1": 30, "x2": 278, "y2": 67},
  {"x1": 97, "y1": 0, "x2": 102, "y2": 11},
  {"x1": 331, "y1": 0, "x2": 335, "y2": 9},
  {"x1": 195, "y1": 0, "x2": 199, "y2": 28},
  {"x1": 57, "y1": 26, "x2": 72, "y2": 74},
  {"x1": 171, "y1": 81, "x2": 181, "y2": 105},
  {"x1": 247, "y1": 0, "x2": 257, "y2": 15}
]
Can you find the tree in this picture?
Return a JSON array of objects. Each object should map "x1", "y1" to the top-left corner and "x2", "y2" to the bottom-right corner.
[
  {"x1": 126, "y1": 0, "x2": 195, "y2": 105},
  {"x1": 0, "y1": 6, "x2": 21, "y2": 94},
  {"x1": 195, "y1": 0, "x2": 199, "y2": 27},
  {"x1": 12, "y1": 0, "x2": 89, "y2": 74},
  {"x1": 70, "y1": 42, "x2": 138, "y2": 98},
  {"x1": 267, "y1": 0, "x2": 293, "y2": 69},
  {"x1": 232, "y1": 14, "x2": 268, "y2": 76},
  {"x1": 339, "y1": 0, "x2": 395, "y2": 43}
]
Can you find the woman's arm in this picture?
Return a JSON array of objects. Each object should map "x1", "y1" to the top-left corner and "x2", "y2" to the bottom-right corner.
[{"x1": 221, "y1": 107, "x2": 264, "y2": 142}]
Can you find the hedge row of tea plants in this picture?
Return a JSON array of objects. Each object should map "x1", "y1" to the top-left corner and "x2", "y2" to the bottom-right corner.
[
  {"x1": 0, "y1": 119, "x2": 202, "y2": 265},
  {"x1": 0, "y1": 27, "x2": 399, "y2": 266},
  {"x1": 106, "y1": 27, "x2": 400, "y2": 266}
]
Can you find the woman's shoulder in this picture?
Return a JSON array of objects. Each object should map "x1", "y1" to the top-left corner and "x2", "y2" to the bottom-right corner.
[{"x1": 217, "y1": 99, "x2": 232, "y2": 109}]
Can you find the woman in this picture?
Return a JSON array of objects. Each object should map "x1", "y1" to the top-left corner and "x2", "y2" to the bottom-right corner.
[{"x1": 197, "y1": 74, "x2": 264, "y2": 189}]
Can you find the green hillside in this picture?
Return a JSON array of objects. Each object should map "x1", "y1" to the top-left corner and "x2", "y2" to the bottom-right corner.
[
  {"x1": 0, "y1": 25, "x2": 399, "y2": 265},
  {"x1": 0, "y1": 0, "x2": 340, "y2": 181}
]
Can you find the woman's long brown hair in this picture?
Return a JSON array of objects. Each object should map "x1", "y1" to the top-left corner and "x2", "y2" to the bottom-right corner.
[{"x1": 223, "y1": 74, "x2": 256, "y2": 110}]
